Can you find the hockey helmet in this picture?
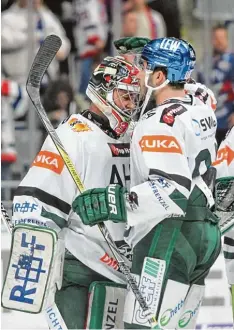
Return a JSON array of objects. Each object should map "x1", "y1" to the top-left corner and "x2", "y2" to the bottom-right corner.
[
  {"x1": 141, "y1": 37, "x2": 196, "y2": 84},
  {"x1": 138, "y1": 38, "x2": 196, "y2": 117},
  {"x1": 86, "y1": 56, "x2": 141, "y2": 136}
]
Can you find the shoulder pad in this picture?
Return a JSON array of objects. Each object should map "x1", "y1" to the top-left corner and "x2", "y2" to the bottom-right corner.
[{"x1": 160, "y1": 103, "x2": 187, "y2": 127}]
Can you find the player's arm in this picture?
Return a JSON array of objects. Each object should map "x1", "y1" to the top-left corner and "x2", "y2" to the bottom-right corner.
[
  {"x1": 125, "y1": 117, "x2": 192, "y2": 228},
  {"x1": 3, "y1": 116, "x2": 85, "y2": 313},
  {"x1": 12, "y1": 116, "x2": 83, "y2": 232},
  {"x1": 213, "y1": 127, "x2": 234, "y2": 178},
  {"x1": 1, "y1": 13, "x2": 28, "y2": 51},
  {"x1": 72, "y1": 113, "x2": 193, "y2": 228}
]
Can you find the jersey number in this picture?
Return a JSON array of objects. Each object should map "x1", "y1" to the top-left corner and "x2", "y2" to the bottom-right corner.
[{"x1": 192, "y1": 144, "x2": 217, "y2": 178}]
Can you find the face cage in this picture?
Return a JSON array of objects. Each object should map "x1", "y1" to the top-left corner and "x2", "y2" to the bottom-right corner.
[{"x1": 108, "y1": 82, "x2": 142, "y2": 121}]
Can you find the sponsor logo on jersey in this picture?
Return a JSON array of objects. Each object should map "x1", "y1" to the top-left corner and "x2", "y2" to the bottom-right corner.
[
  {"x1": 156, "y1": 177, "x2": 171, "y2": 189},
  {"x1": 139, "y1": 135, "x2": 182, "y2": 154},
  {"x1": 100, "y1": 252, "x2": 119, "y2": 270},
  {"x1": 200, "y1": 116, "x2": 217, "y2": 131},
  {"x1": 149, "y1": 181, "x2": 170, "y2": 210},
  {"x1": 192, "y1": 119, "x2": 201, "y2": 136},
  {"x1": 13, "y1": 202, "x2": 38, "y2": 213},
  {"x1": 13, "y1": 219, "x2": 47, "y2": 227},
  {"x1": 68, "y1": 118, "x2": 92, "y2": 132},
  {"x1": 160, "y1": 104, "x2": 187, "y2": 126},
  {"x1": 212, "y1": 146, "x2": 234, "y2": 166},
  {"x1": 108, "y1": 143, "x2": 130, "y2": 157},
  {"x1": 32, "y1": 151, "x2": 64, "y2": 174},
  {"x1": 160, "y1": 299, "x2": 184, "y2": 327}
]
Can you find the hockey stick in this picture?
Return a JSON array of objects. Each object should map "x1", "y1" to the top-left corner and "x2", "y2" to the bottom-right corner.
[
  {"x1": 215, "y1": 179, "x2": 234, "y2": 235},
  {"x1": 1, "y1": 203, "x2": 68, "y2": 330},
  {"x1": 26, "y1": 35, "x2": 158, "y2": 328}
]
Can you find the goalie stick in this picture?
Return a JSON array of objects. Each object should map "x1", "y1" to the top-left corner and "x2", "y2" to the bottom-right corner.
[
  {"x1": 26, "y1": 34, "x2": 158, "y2": 328},
  {"x1": 1, "y1": 203, "x2": 68, "y2": 330}
]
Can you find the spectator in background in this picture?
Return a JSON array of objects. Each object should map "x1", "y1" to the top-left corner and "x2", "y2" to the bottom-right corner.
[
  {"x1": 123, "y1": 0, "x2": 166, "y2": 39},
  {"x1": 1, "y1": 0, "x2": 71, "y2": 87},
  {"x1": 43, "y1": 77, "x2": 74, "y2": 127},
  {"x1": 1, "y1": 90, "x2": 17, "y2": 195},
  {"x1": 73, "y1": 0, "x2": 108, "y2": 102},
  {"x1": 147, "y1": 0, "x2": 181, "y2": 38},
  {"x1": 198, "y1": 24, "x2": 234, "y2": 146},
  {"x1": 122, "y1": 9, "x2": 138, "y2": 38}
]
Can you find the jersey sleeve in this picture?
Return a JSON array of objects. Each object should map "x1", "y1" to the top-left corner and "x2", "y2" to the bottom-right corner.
[
  {"x1": 12, "y1": 116, "x2": 86, "y2": 232},
  {"x1": 213, "y1": 127, "x2": 234, "y2": 178},
  {"x1": 126, "y1": 112, "x2": 194, "y2": 230}
]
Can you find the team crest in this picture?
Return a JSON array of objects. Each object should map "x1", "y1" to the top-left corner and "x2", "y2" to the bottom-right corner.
[{"x1": 68, "y1": 118, "x2": 92, "y2": 132}]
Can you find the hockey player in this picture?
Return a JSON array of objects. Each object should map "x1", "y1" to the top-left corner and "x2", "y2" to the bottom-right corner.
[
  {"x1": 213, "y1": 126, "x2": 234, "y2": 320},
  {"x1": 73, "y1": 38, "x2": 221, "y2": 329},
  {"x1": 8, "y1": 56, "x2": 141, "y2": 329}
]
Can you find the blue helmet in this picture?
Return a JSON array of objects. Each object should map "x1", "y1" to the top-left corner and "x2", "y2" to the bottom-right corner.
[{"x1": 141, "y1": 38, "x2": 196, "y2": 82}]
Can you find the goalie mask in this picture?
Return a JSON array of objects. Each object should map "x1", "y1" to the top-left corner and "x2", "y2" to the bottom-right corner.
[{"x1": 86, "y1": 56, "x2": 141, "y2": 136}]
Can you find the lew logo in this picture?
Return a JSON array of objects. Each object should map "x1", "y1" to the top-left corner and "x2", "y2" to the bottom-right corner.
[
  {"x1": 160, "y1": 39, "x2": 181, "y2": 52},
  {"x1": 139, "y1": 135, "x2": 182, "y2": 154},
  {"x1": 32, "y1": 151, "x2": 64, "y2": 174}
]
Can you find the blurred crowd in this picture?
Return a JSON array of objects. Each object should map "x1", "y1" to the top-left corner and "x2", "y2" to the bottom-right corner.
[{"x1": 1, "y1": 0, "x2": 234, "y2": 199}]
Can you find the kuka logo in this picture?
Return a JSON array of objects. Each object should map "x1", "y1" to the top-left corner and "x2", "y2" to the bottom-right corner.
[
  {"x1": 32, "y1": 150, "x2": 64, "y2": 174},
  {"x1": 100, "y1": 253, "x2": 119, "y2": 270},
  {"x1": 139, "y1": 135, "x2": 182, "y2": 154}
]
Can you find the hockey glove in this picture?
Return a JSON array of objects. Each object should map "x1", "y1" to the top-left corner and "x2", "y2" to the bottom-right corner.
[
  {"x1": 72, "y1": 184, "x2": 127, "y2": 226},
  {"x1": 114, "y1": 37, "x2": 151, "y2": 54}
]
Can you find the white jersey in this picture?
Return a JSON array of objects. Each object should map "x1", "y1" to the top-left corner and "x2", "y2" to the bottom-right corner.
[
  {"x1": 213, "y1": 126, "x2": 234, "y2": 178},
  {"x1": 213, "y1": 126, "x2": 234, "y2": 285},
  {"x1": 125, "y1": 96, "x2": 217, "y2": 247},
  {"x1": 12, "y1": 113, "x2": 131, "y2": 284}
]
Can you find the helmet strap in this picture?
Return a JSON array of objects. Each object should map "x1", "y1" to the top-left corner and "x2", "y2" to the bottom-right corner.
[{"x1": 140, "y1": 71, "x2": 170, "y2": 118}]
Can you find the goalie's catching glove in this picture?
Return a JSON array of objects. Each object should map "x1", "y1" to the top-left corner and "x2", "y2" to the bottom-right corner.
[
  {"x1": 72, "y1": 184, "x2": 127, "y2": 226},
  {"x1": 114, "y1": 37, "x2": 151, "y2": 54}
]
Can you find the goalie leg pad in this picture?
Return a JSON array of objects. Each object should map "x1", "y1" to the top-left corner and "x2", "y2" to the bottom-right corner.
[
  {"x1": 176, "y1": 284, "x2": 204, "y2": 329},
  {"x1": 1, "y1": 225, "x2": 63, "y2": 313},
  {"x1": 123, "y1": 257, "x2": 166, "y2": 328},
  {"x1": 86, "y1": 281, "x2": 127, "y2": 329}
]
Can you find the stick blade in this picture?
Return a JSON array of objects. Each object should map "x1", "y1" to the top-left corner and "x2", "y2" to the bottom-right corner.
[{"x1": 26, "y1": 35, "x2": 62, "y2": 89}]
